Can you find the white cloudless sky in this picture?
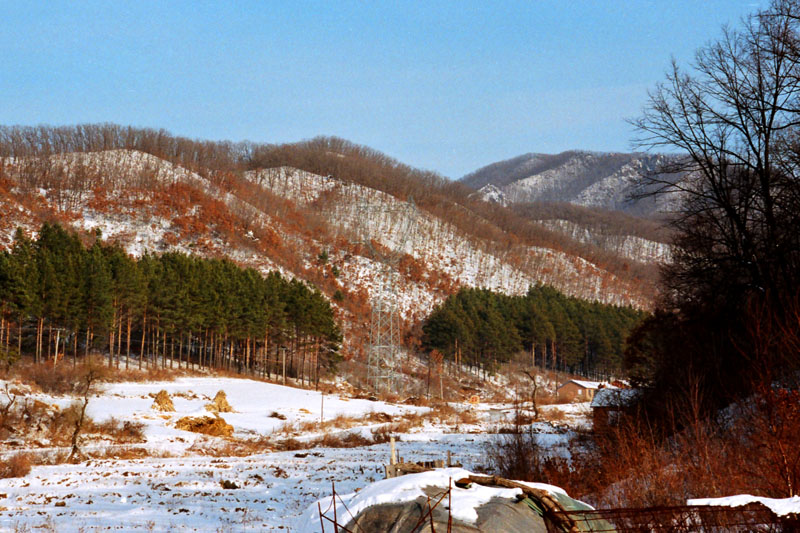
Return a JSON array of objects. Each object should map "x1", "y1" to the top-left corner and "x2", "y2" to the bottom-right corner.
[{"x1": 0, "y1": 1, "x2": 766, "y2": 178}]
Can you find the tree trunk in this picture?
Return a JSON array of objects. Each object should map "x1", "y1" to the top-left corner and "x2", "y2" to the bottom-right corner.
[
  {"x1": 202, "y1": 329, "x2": 208, "y2": 370},
  {"x1": 300, "y1": 337, "x2": 307, "y2": 386},
  {"x1": 262, "y1": 328, "x2": 270, "y2": 379},
  {"x1": 36, "y1": 317, "x2": 44, "y2": 364},
  {"x1": 116, "y1": 314, "x2": 122, "y2": 369},
  {"x1": 53, "y1": 329, "x2": 60, "y2": 367},
  {"x1": 126, "y1": 314, "x2": 131, "y2": 370},
  {"x1": 139, "y1": 310, "x2": 147, "y2": 371},
  {"x1": 68, "y1": 396, "x2": 90, "y2": 464},
  {"x1": 439, "y1": 360, "x2": 444, "y2": 400},
  {"x1": 109, "y1": 325, "x2": 115, "y2": 368},
  {"x1": 109, "y1": 306, "x2": 116, "y2": 367},
  {"x1": 246, "y1": 335, "x2": 251, "y2": 374},
  {"x1": 18, "y1": 320, "x2": 23, "y2": 366}
]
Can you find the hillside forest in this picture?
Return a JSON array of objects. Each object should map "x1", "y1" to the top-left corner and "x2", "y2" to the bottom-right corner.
[
  {"x1": 0, "y1": 123, "x2": 662, "y2": 307},
  {"x1": 421, "y1": 286, "x2": 645, "y2": 379},
  {"x1": 0, "y1": 223, "x2": 341, "y2": 386}
]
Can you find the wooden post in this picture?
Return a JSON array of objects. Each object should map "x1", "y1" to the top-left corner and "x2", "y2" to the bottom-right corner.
[
  {"x1": 332, "y1": 481, "x2": 338, "y2": 533},
  {"x1": 390, "y1": 436, "x2": 396, "y2": 465}
]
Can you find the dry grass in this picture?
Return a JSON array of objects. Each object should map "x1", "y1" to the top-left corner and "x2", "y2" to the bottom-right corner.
[
  {"x1": 175, "y1": 415, "x2": 234, "y2": 437},
  {"x1": 88, "y1": 418, "x2": 146, "y2": 444},
  {"x1": 86, "y1": 446, "x2": 154, "y2": 461},
  {"x1": 1, "y1": 395, "x2": 144, "y2": 452},
  {"x1": 186, "y1": 435, "x2": 273, "y2": 457},
  {"x1": 0, "y1": 452, "x2": 32, "y2": 478},
  {"x1": 205, "y1": 390, "x2": 234, "y2": 413},
  {"x1": 487, "y1": 386, "x2": 800, "y2": 509},
  {"x1": 187, "y1": 426, "x2": 392, "y2": 456},
  {"x1": 150, "y1": 390, "x2": 175, "y2": 412},
  {"x1": 279, "y1": 411, "x2": 395, "y2": 436},
  {"x1": 421, "y1": 402, "x2": 479, "y2": 426},
  {"x1": 313, "y1": 431, "x2": 385, "y2": 448},
  {"x1": 2, "y1": 358, "x2": 189, "y2": 396},
  {"x1": 9, "y1": 359, "x2": 110, "y2": 395},
  {"x1": 540, "y1": 407, "x2": 566, "y2": 422}
]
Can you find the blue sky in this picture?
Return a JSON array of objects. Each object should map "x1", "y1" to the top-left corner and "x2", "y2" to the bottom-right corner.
[{"x1": 1, "y1": 1, "x2": 764, "y2": 178}]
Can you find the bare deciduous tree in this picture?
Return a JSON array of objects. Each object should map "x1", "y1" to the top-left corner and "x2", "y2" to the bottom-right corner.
[
  {"x1": 630, "y1": 0, "x2": 800, "y2": 411},
  {"x1": 67, "y1": 359, "x2": 105, "y2": 463}
]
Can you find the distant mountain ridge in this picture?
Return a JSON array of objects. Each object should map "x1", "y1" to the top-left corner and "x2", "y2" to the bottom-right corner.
[
  {"x1": 0, "y1": 125, "x2": 670, "y2": 338},
  {"x1": 461, "y1": 150, "x2": 681, "y2": 216}
]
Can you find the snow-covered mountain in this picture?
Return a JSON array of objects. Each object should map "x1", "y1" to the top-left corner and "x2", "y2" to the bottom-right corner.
[
  {"x1": 475, "y1": 183, "x2": 508, "y2": 206},
  {"x1": 462, "y1": 150, "x2": 682, "y2": 216},
  {"x1": 0, "y1": 147, "x2": 664, "y2": 359}
]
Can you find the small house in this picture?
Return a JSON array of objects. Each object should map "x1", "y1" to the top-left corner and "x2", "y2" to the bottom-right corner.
[
  {"x1": 556, "y1": 379, "x2": 608, "y2": 403},
  {"x1": 591, "y1": 388, "x2": 640, "y2": 433}
]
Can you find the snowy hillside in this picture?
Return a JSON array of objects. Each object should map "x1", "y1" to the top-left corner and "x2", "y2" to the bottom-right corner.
[
  {"x1": 0, "y1": 150, "x2": 655, "y2": 322},
  {"x1": 539, "y1": 219, "x2": 672, "y2": 264},
  {"x1": 462, "y1": 150, "x2": 683, "y2": 216},
  {"x1": 247, "y1": 165, "x2": 651, "y2": 311},
  {"x1": 0, "y1": 372, "x2": 585, "y2": 531}
]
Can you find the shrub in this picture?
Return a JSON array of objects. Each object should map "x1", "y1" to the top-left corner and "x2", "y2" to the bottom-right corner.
[
  {"x1": 90, "y1": 418, "x2": 146, "y2": 443},
  {"x1": 13, "y1": 358, "x2": 109, "y2": 395},
  {"x1": 0, "y1": 453, "x2": 31, "y2": 478},
  {"x1": 541, "y1": 407, "x2": 566, "y2": 422}
]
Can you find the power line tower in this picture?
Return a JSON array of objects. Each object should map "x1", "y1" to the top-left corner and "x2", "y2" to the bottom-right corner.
[{"x1": 355, "y1": 197, "x2": 418, "y2": 394}]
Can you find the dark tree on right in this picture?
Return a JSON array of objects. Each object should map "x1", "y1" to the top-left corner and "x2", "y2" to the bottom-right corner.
[{"x1": 628, "y1": 0, "x2": 800, "y2": 419}]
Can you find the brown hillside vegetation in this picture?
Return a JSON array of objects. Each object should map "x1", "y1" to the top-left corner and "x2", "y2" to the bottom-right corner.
[
  {"x1": 0, "y1": 124, "x2": 654, "y2": 295},
  {"x1": 0, "y1": 122, "x2": 666, "y2": 396},
  {"x1": 512, "y1": 202, "x2": 672, "y2": 244}
]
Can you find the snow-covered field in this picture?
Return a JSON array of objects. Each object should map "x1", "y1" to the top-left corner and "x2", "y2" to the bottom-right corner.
[
  {"x1": 0, "y1": 375, "x2": 586, "y2": 531},
  {"x1": 0, "y1": 436, "x2": 495, "y2": 532}
]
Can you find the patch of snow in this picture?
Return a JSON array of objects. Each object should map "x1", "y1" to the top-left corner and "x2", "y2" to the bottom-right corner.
[
  {"x1": 295, "y1": 467, "x2": 529, "y2": 530},
  {"x1": 590, "y1": 388, "x2": 640, "y2": 408},
  {"x1": 688, "y1": 495, "x2": 800, "y2": 517}
]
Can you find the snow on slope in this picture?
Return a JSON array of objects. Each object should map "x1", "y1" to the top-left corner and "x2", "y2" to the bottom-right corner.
[
  {"x1": 467, "y1": 151, "x2": 681, "y2": 216},
  {"x1": 243, "y1": 165, "x2": 650, "y2": 311},
  {"x1": 1, "y1": 151, "x2": 651, "y2": 321},
  {"x1": 246, "y1": 166, "x2": 339, "y2": 204},
  {"x1": 0, "y1": 372, "x2": 588, "y2": 531},
  {"x1": 318, "y1": 174, "x2": 646, "y2": 309},
  {"x1": 475, "y1": 183, "x2": 508, "y2": 206},
  {"x1": 0, "y1": 376, "x2": 427, "y2": 455},
  {"x1": 540, "y1": 219, "x2": 672, "y2": 264},
  {"x1": 688, "y1": 495, "x2": 800, "y2": 517},
  {"x1": 0, "y1": 437, "x2": 496, "y2": 532}
]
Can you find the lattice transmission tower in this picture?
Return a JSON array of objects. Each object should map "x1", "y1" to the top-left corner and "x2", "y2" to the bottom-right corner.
[{"x1": 355, "y1": 197, "x2": 418, "y2": 394}]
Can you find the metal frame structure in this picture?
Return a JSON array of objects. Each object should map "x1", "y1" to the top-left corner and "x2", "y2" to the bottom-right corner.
[{"x1": 355, "y1": 197, "x2": 417, "y2": 394}]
